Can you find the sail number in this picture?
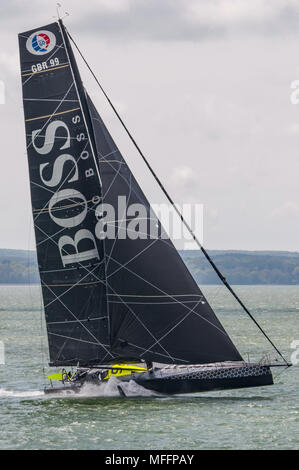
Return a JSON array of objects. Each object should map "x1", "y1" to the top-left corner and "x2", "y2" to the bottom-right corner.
[{"x1": 31, "y1": 57, "x2": 60, "y2": 73}]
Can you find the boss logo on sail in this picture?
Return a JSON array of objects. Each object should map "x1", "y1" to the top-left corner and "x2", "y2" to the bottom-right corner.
[{"x1": 26, "y1": 30, "x2": 56, "y2": 55}]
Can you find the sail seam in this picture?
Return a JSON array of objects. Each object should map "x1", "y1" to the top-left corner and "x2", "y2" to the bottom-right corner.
[
  {"x1": 20, "y1": 22, "x2": 111, "y2": 366},
  {"x1": 24, "y1": 98, "x2": 79, "y2": 103},
  {"x1": 43, "y1": 281, "x2": 113, "y2": 357},
  {"x1": 21, "y1": 42, "x2": 65, "y2": 86},
  {"x1": 108, "y1": 255, "x2": 230, "y2": 339},
  {"x1": 106, "y1": 280, "x2": 175, "y2": 361},
  {"x1": 33, "y1": 140, "x2": 89, "y2": 222},
  {"x1": 110, "y1": 300, "x2": 204, "y2": 305},
  {"x1": 45, "y1": 279, "x2": 105, "y2": 287},
  {"x1": 104, "y1": 171, "x2": 134, "y2": 269},
  {"x1": 57, "y1": 20, "x2": 102, "y2": 187},
  {"x1": 22, "y1": 64, "x2": 70, "y2": 77},
  {"x1": 26, "y1": 82, "x2": 75, "y2": 150},
  {"x1": 120, "y1": 340, "x2": 188, "y2": 363},
  {"x1": 107, "y1": 294, "x2": 203, "y2": 297},
  {"x1": 140, "y1": 302, "x2": 204, "y2": 358},
  {"x1": 32, "y1": 197, "x2": 98, "y2": 213},
  {"x1": 48, "y1": 332, "x2": 109, "y2": 347},
  {"x1": 35, "y1": 223, "x2": 105, "y2": 307},
  {"x1": 25, "y1": 107, "x2": 80, "y2": 122},
  {"x1": 40, "y1": 261, "x2": 104, "y2": 274},
  {"x1": 48, "y1": 317, "x2": 108, "y2": 325}
]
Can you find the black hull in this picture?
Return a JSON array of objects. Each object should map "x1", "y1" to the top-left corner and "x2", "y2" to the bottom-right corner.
[
  {"x1": 44, "y1": 363, "x2": 274, "y2": 396},
  {"x1": 132, "y1": 366, "x2": 273, "y2": 394}
]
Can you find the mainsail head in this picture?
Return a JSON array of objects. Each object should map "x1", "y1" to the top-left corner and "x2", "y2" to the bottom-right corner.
[{"x1": 19, "y1": 20, "x2": 243, "y2": 366}]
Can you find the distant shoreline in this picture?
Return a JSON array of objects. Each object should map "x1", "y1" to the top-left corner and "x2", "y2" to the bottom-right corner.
[{"x1": 0, "y1": 248, "x2": 299, "y2": 285}]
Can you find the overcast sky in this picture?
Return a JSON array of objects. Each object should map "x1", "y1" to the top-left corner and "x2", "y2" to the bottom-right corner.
[{"x1": 1, "y1": 0, "x2": 299, "y2": 251}]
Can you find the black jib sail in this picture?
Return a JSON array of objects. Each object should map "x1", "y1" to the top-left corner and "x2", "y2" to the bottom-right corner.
[{"x1": 19, "y1": 20, "x2": 242, "y2": 366}]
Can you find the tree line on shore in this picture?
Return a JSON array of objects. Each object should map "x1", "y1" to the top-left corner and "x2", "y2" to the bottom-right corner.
[{"x1": 0, "y1": 248, "x2": 299, "y2": 285}]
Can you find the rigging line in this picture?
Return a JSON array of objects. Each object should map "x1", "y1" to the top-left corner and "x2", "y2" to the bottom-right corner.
[
  {"x1": 105, "y1": 171, "x2": 134, "y2": 269},
  {"x1": 105, "y1": 280, "x2": 175, "y2": 361},
  {"x1": 99, "y1": 160, "x2": 126, "y2": 164},
  {"x1": 96, "y1": 144, "x2": 156, "y2": 218},
  {"x1": 37, "y1": 240, "x2": 103, "y2": 307},
  {"x1": 33, "y1": 193, "x2": 100, "y2": 250},
  {"x1": 104, "y1": 222, "x2": 170, "y2": 245},
  {"x1": 100, "y1": 159, "x2": 123, "y2": 201},
  {"x1": 27, "y1": 209, "x2": 46, "y2": 381},
  {"x1": 58, "y1": 19, "x2": 102, "y2": 188},
  {"x1": 107, "y1": 238, "x2": 159, "y2": 281},
  {"x1": 45, "y1": 279, "x2": 104, "y2": 288},
  {"x1": 97, "y1": 149, "x2": 119, "y2": 160},
  {"x1": 93, "y1": 152, "x2": 171, "y2": 245},
  {"x1": 33, "y1": 139, "x2": 90, "y2": 223},
  {"x1": 92, "y1": 147, "x2": 170, "y2": 241},
  {"x1": 109, "y1": 300, "x2": 202, "y2": 305},
  {"x1": 120, "y1": 339, "x2": 188, "y2": 363},
  {"x1": 140, "y1": 299, "x2": 204, "y2": 358},
  {"x1": 34, "y1": 224, "x2": 109, "y2": 355},
  {"x1": 43, "y1": 281, "x2": 113, "y2": 357},
  {"x1": 34, "y1": 224, "x2": 104, "y2": 297},
  {"x1": 67, "y1": 28, "x2": 288, "y2": 365},
  {"x1": 26, "y1": 81, "x2": 75, "y2": 150},
  {"x1": 48, "y1": 332, "x2": 106, "y2": 347},
  {"x1": 108, "y1": 254, "x2": 237, "y2": 340}
]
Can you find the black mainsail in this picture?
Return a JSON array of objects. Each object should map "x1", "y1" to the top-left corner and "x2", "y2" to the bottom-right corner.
[
  {"x1": 19, "y1": 22, "x2": 111, "y2": 366},
  {"x1": 19, "y1": 20, "x2": 243, "y2": 367},
  {"x1": 87, "y1": 95, "x2": 242, "y2": 364}
]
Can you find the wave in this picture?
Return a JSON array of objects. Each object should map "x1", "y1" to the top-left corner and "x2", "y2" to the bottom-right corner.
[
  {"x1": 43, "y1": 377, "x2": 160, "y2": 398},
  {"x1": 0, "y1": 388, "x2": 44, "y2": 398}
]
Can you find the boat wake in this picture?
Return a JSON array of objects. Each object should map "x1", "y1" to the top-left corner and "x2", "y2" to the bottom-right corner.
[
  {"x1": 0, "y1": 378, "x2": 160, "y2": 400},
  {"x1": 0, "y1": 388, "x2": 44, "y2": 399},
  {"x1": 43, "y1": 377, "x2": 160, "y2": 398},
  {"x1": 75, "y1": 377, "x2": 160, "y2": 398}
]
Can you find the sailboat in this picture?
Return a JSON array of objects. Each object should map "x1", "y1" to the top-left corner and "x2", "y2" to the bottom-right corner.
[{"x1": 18, "y1": 18, "x2": 291, "y2": 396}]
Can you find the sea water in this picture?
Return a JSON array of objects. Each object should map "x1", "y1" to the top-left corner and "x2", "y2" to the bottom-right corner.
[{"x1": 0, "y1": 284, "x2": 298, "y2": 450}]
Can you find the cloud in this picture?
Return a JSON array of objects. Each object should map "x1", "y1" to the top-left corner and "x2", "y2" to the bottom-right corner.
[
  {"x1": 170, "y1": 166, "x2": 198, "y2": 188},
  {"x1": 2, "y1": 1, "x2": 299, "y2": 42},
  {"x1": 0, "y1": 1, "x2": 299, "y2": 251},
  {"x1": 73, "y1": 0, "x2": 299, "y2": 41},
  {"x1": 271, "y1": 202, "x2": 299, "y2": 218}
]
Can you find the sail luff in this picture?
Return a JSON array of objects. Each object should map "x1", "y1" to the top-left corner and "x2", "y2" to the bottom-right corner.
[
  {"x1": 59, "y1": 22, "x2": 115, "y2": 357},
  {"x1": 57, "y1": 20, "x2": 102, "y2": 187}
]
